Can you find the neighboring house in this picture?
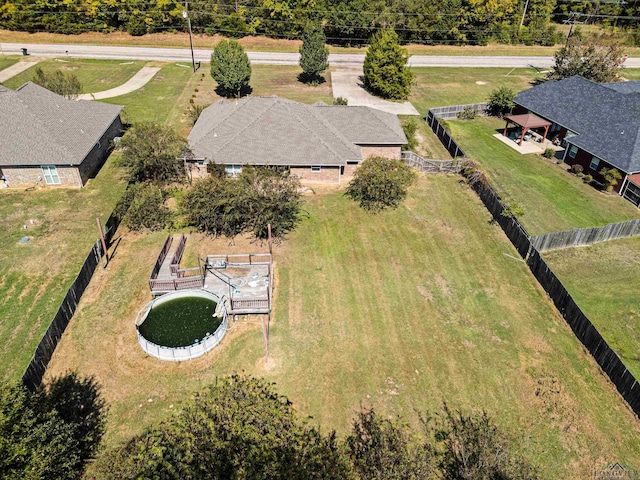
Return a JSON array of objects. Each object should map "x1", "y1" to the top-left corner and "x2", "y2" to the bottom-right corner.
[
  {"x1": 187, "y1": 96, "x2": 407, "y2": 184},
  {"x1": 0, "y1": 82, "x2": 123, "y2": 188},
  {"x1": 513, "y1": 75, "x2": 640, "y2": 205}
]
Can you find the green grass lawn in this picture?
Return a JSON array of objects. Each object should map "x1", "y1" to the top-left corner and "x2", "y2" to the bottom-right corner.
[
  {"x1": 410, "y1": 67, "x2": 542, "y2": 113},
  {"x1": 543, "y1": 237, "x2": 640, "y2": 379},
  {"x1": 0, "y1": 55, "x2": 19, "y2": 72},
  {"x1": 447, "y1": 116, "x2": 640, "y2": 235},
  {"x1": 2, "y1": 58, "x2": 145, "y2": 92},
  {"x1": 0, "y1": 156, "x2": 126, "y2": 382},
  {"x1": 103, "y1": 63, "x2": 334, "y2": 133},
  {"x1": 46, "y1": 176, "x2": 640, "y2": 479}
]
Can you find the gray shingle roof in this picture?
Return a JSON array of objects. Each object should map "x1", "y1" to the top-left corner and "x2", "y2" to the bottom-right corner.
[
  {"x1": 0, "y1": 82, "x2": 123, "y2": 167},
  {"x1": 514, "y1": 76, "x2": 640, "y2": 174},
  {"x1": 188, "y1": 96, "x2": 406, "y2": 166}
]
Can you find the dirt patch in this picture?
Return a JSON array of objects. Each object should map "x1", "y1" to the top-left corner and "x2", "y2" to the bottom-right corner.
[
  {"x1": 435, "y1": 275, "x2": 451, "y2": 297},
  {"x1": 523, "y1": 332, "x2": 552, "y2": 354},
  {"x1": 416, "y1": 285, "x2": 433, "y2": 301}
]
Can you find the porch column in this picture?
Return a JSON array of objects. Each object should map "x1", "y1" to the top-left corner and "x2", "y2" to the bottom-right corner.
[
  {"x1": 503, "y1": 120, "x2": 510, "y2": 137},
  {"x1": 543, "y1": 124, "x2": 550, "y2": 142},
  {"x1": 519, "y1": 127, "x2": 528, "y2": 146}
]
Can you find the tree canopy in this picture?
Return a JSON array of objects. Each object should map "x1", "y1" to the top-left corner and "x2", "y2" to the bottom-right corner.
[
  {"x1": 0, "y1": 373, "x2": 106, "y2": 479},
  {"x1": 32, "y1": 67, "x2": 82, "y2": 100},
  {"x1": 181, "y1": 166, "x2": 303, "y2": 240},
  {"x1": 210, "y1": 39, "x2": 252, "y2": 98},
  {"x1": 299, "y1": 24, "x2": 329, "y2": 83},
  {"x1": 363, "y1": 29, "x2": 415, "y2": 100},
  {"x1": 118, "y1": 123, "x2": 187, "y2": 185},
  {"x1": 346, "y1": 156, "x2": 417, "y2": 212},
  {"x1": 547, "y1": 37, "x2": 625, "y2": 83},
  {"x1": 91, "y1": 375, "x2": 351, "y2": 479},
  {"x1": 487, "y1": 86, "x2": 515, "y2": 117}
]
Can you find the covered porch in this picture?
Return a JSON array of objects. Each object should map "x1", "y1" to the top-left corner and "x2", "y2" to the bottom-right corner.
[{"x1": 503, "y1": 113, "x2": 552, "y2": 146}]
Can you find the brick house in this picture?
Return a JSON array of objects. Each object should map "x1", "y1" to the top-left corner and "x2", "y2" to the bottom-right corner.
[
  {"x1": 513, "y1": 76, "x2": 640, "y2": 206},
  {"x1": 187, "y1": 96, "x2": 407, "y2": 184},
  {"x1": 0, "y1": 82, "x2": 123, "y2": 188}
]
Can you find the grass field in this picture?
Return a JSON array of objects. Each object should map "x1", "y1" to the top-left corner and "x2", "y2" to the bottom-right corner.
[
  {"x1": 45, "y1": 176, "x2": 640, "y2": 479},
  {"x1": 1, "y1": 58, "x2": 145, "y2": 92},
  {"x1": 447, "y1": 117, "x2": 640, "y2": 235},
  {"x1": 409, "y1": 67, "x2": 542, "y2": 114},
  {"x1": 543, "y1": 237, "x2": 640, "y2": 379},
  {"x1": 0, "y1": 156, "x2": 126, "y2": 382},
  {"x1": 0, "y1": 55, "x2": 19, "y2": 72},
  {"x1": 102, "y1": 63, "x2": 333, "y2": 132}
]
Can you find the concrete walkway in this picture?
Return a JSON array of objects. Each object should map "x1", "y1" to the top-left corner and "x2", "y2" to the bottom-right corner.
[
  {"x1": 331, "y1": 68, "x2": 419, "y2": 116},
  {"x1": 77, "y1": 66, "x2": 160, "y2": 100},
  {"x1": 0, "y1": 61, "x2": 38, "y2": 83}
]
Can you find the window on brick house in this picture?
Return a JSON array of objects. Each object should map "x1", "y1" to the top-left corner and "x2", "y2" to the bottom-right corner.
[
  {"x1": 569, "y1": 145, "x2": 578, "y2": 158},
  {"x1": 311, "y1": 166, "x2": 321, "y2": 172},
  {"x1": 590, "y1": 156, "x2": 600, "y2": 171},
  {"x1": 41, "y1": 165, "x2": 61, "y2": 185}
]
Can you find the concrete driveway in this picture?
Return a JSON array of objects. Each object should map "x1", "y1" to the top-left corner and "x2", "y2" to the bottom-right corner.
[
  {"x1": 77, "y1": 66, "x2": 160, "y2": 100},
  {"x1": 331, "y1": 68, "x2": 419, "y2": 115}
]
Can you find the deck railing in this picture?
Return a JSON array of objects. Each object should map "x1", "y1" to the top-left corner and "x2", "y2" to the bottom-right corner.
[
  {"x1": 169, "y1": 234, "x2": 187, "y2": 275},
  {"x1": 231, "y1": 298, "x2": 270, "y2": 311},
  {"x1": 150, "y1": 235, "x2": 173, "y2": 281},
  {"x1": 149, "y1": 275, "x2": 203, "y2": 292},
  {"x1": 206, "y1": 253, "x2": 272, "y2": 266}
]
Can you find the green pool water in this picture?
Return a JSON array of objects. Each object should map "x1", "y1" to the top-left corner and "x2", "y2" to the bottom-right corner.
[{"x1": 138, "y1": 296, "x2": 222, "y2": 348}]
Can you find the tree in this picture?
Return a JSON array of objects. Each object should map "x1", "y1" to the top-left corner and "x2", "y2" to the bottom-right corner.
[
  {"x1": 299, "y1": 24, "x2": 329, "y2": 84},
  {"x1": 363, "y1": 29, "x2": 415, "y2": 100},
  {"x1": 32, "y1": 67, "x2": 82, "y2": 99},
  {"x1": 181, "y1": 167, "x2": 303, "y2": 240},
  {"x1": 346, "y1": 157, "x2": 417, "y2": 212},
  {"x1": 91, "y1": 375, "x2": 351, "y2": 479},
  {"x1": 0, "y1": 374, "x2": 106, "y2": 479},
  {"x1": 210, "y1": 39, "x2": 252, "y2": 97},
  {"x1": 346, "y1": 408, "x2": 434, "y2": 480},
  {"x1": 599, "y1": 167, "x2": 622, "y2": 192},
  {"x1": 122, "y1": 182, "x2": 170, "y2": 231},
  {"x1": 433, "y1": 405, "x2": 537, "y2": 480},
  {"x1": 487, "y1": 86, "x2": 515, "y2": 117},
  {"x1": 118, "y1": 123, "x2": 187, "y2": 184},
  {"x1": 547, "y1": 37, "x2": 625, "y2": 83}
]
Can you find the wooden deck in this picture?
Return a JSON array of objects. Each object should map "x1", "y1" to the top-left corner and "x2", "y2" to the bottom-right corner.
[{"x1": 148, "y1": 235, "x2": 272, "y2": 315}]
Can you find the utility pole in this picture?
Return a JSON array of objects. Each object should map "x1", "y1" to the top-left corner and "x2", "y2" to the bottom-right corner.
[
  {"x1": 183, "y1": 2, "x2": 196, "y2": 73},
  {"x1": 519, "y1": 0, "x2": 531, "y2": 30},
  {"x1": 563, "y1": 12, "x2": 584, "y2": 46}
]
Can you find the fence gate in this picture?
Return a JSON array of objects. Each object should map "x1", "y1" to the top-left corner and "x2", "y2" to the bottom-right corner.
[{"x1": 622, "y1": 181, "x2": 640, "y2": 208}]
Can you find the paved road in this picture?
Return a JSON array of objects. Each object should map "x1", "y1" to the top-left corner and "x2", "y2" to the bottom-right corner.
[{"x1": 5, "y1": 42, "x2": 639, "y2": 68}]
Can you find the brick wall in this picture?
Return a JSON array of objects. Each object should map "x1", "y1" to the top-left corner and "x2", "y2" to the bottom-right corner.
[
  {"x1": 78, "y1": 116, "x2": 123, "y2": 184},
  {"x1": 290, "y1": 166, "x2": 341, "y2": 184},
  {"x1": 567, "y1": 146, "x2": 624, "y2": 193},
  {"x1": 2, "y1": 165, "x2": 82, "y2": 187},
  {"x1": 360, "y1": 145, "x2": 401, "y2": 160}
]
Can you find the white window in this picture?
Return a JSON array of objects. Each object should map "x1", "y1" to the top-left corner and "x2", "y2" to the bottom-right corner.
[
  {"x1": 569, "y1": 145, "x2": 578, "y2": 159},
  {"x1": 197, "y1": 160, "x2": 205, "y2": 167},
  {"x1": 590, "y1": 156, "x2": 600, "y2": 171},
  {"x1": 225, "y1": 164, "x2": 242, "y2": 177},
  {"x1": 41, "y1": 165, "x2": 61, "y2": 185},
  {"x1": 311, "y1": 166, "x2": 321, "y2": 172}
]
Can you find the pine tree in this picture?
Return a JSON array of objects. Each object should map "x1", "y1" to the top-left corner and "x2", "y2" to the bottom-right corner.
[
  {"x1": 363, "y1": 29, "x2": 415, "y2": 100},
  {"x1": 299, "y1": 25, "x2": 329, "y2": 84}
]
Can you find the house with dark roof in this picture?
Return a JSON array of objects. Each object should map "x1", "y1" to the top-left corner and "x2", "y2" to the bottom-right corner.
[
  {"x1": 0, "y1": 82, "x2": 123, "y2": 188},
  {"x1": 187, "y1": 96, "x2": 407, "y2": 184},
  {"x1": 513, "y1": 75, "x2": 640, "y2": 205}
]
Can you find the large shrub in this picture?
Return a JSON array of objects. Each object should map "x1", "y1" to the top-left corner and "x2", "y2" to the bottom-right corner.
[
  {"x1": 346, "y1": 156, "x2": 417, "y2": 212},
  {"x1": 363, "y1": 29, "x2": 415, "y2": 100},
  {"x1": 32, "y1": 67, "x2": 82, "y2": 100},
  {"x1": 547, "y1": 37, "x2": 625, "y2": 83},
  {"x1": 487, "y1": 86, "x2": 515, "y2": 117},
  {"x1": 122, "y1": 183, "x2": 170, "y2": 231}
]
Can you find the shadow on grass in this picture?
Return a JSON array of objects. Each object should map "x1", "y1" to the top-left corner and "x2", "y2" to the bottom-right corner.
[
  {"x1": 296, "y1": 73, "x2": 327, "y2": 85},
  {"x1": 214, "y1": 84, "x2": 253, "y2": 98}
]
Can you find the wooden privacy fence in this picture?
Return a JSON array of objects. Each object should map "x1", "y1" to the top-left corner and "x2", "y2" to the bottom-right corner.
[
  {"x1": 530, "y1": 219, "x2": 640, "y2": 252},
  {"x1": 426, "y1": 109, "x2": 466, "y2": 158},
  {"x1": 401, "y1": 151, "x2": 460, "y2": 173},
  {"x1": 428, "y1": 102, "x2": 488, "y2": 120},
  {"x1": 426, "y1": 102, "x2": 640, "y2": 416},
  {"x1": 526, "y1": 249, "x2": 640, "y2": 415},
  {"x1": 22, "y1": 240, "x2": 104, "y2": 390}
]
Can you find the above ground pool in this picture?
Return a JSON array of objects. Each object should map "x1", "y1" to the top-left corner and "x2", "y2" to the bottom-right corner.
[{"x1": 135, "y1": 290, "x2": 229, "y2": 361}]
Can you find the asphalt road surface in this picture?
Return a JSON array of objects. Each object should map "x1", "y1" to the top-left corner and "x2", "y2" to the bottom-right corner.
[{"x1": 4, "y1": 42, "x2": 639, "y2": 68}]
